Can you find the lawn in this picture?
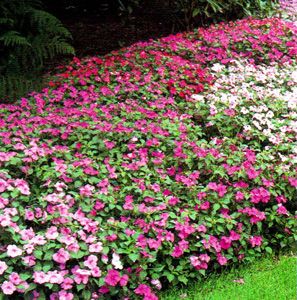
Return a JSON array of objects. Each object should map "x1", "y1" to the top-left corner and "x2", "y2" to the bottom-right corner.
[{"x1": 162, "y1": 256, "x2": 297, "y2": 300}]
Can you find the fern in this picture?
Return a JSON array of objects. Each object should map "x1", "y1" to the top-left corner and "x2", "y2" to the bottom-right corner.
[
  {"x1": 0, "y1": 31, "x2": 30, "y2": 47},
  {"x1": 0, "y1": 0, "x2": 75, "y2": 102}
]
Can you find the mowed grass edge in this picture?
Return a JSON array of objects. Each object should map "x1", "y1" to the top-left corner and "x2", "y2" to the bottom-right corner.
[{"x1": 161, "y1": 256, "x2": 297, "y2": 300}]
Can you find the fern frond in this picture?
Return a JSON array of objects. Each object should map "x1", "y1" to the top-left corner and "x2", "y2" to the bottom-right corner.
[
  {"x1": 29, "y1": 9, "x2": 72, "y2": 38},
  {"x1": 0, "y1": 17, "x2": 14, "y2": 26},
  {"x1": 0, "y1": 31, "x2": 31, "y2": 47}
]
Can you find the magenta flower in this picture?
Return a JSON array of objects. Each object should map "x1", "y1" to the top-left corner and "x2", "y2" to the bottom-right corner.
[
  {"x1": 104, "y1": 269, "x2": 121, "y2": 286},
  {"x1": 249, "y1": 236, "x2": 263, "y2": 247}
]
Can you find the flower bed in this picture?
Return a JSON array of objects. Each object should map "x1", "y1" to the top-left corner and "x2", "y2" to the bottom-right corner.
[{"x1": 0, "y1": 17, "x2": 296, "y2": 299}]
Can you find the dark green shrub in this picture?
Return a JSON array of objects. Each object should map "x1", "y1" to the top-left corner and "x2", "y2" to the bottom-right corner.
[
  {"x1": 0, "y1": 0, "x2": 74, "y2": 102},
  {"x1": 170, "y1": 0, "x2": 279, "y2": 29}
]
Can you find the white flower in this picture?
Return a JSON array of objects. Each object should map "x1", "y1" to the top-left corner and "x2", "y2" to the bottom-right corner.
[{"x1": 112, "y1": 253, "x2": 123, "y2": 270}]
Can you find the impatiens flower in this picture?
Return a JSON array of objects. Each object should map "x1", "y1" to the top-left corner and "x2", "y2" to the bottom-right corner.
[
  {"x1": 200, "y1": 201, "x2": 210, "y2": 210},
  {"x1": 104, "y1": 269, "x2": 121, "y2": 286},
  {"x1": 9, "y1": 272, "x2": 22, "y2": 285},
  {"x1": 135, "y1": 284, "x2": 152, "y2": 295},
  {"x1": 120, "y1": 274, "x2": 129, "y2": 287},
  {"x1": 277, "y1": 204, "x2": 289, "y2": 215},
  {"x1": 14, "y1": 179, "x2": 30, "y2": 195},
  {"x1": 58, "y1": 291, "x2": 74, "y2": 300},
  {"x1": 151, "y1": 279, "x2": 162, "y2": 290},
  {"x1": 52, "y1": 248, "x2": 70, "y2": 264},
  {"x1": 171, "y1": 246, "x2": 184, "y2": 258},
  {"x1": 84, "y1": 255, "x2": 98, "y2": 269},
  {"x1": 7, "y1": 245, "x2": 22, "y2": 257},
  {"x1": 0, "y1": 261, "x2": 8, "y2": 275},
  {"x1": 112, "y1": 253, "x2": 123, "y2": 270},
  {"x1": 220, "y1": 236, "x2": 232, "y2": 250},
  {"x1": 249, "y1": 236, "x2": 263, "y2": 247},
  {"x1": 46, "y1": 226, "x2": 59, "y2": 239},
  {"x1": 1, "y1": 281, "x2": 16, "y2": 295},
  {"x1": 217, "y1": 253, "x2": 228, "y2": 266},
  {"x1": 61, "y1": 277, "x2": 74, "y2": 290},
  {"x1": 250, "y1": 187, "x2": 270, "y2": 204},
  {"x1": 22, "y1": 255, "x2": 36, "y2": 267}
]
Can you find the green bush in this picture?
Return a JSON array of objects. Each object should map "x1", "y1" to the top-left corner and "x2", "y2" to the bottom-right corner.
[
  {"x1": 0, "y1": 0, "x2": 74, "y2": 102},
  {"x1": 171, "y1": 0, "x2": 279, "y2": 29}
]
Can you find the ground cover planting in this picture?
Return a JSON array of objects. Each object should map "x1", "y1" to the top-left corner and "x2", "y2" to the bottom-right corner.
[{"x1": 0, "y1": 17, "x2": 296, "y2": 299}]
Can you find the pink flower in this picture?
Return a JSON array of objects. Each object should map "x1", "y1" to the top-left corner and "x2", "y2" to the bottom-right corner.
[
  {"x1": 61, "y1": 277, "x2": 74, "y2": 290},
  {"x1": 135, "y1": 284, "x2": 152, "y2": 295},
  {"x1": 58, "y1": 291, "x2": 74, "y2": 300},
  {"x1": 98, "y1": 286, "x2": 109, "y2": 294},
  {"x1": 249, "y1": 236, "x2": 263, "y2": 247},
  {"x1": 277, "y1": 204, "x2": 288, "y2": 215},
  {"x1": 14, "y1": 179, "x2": 30, "y2": 195},
  {"x1": 53, "y1": 248, "x2": 70, "y2": 264},
  {"x1": 151, "y1": 279, "x2": 162, "y2": 290},
  {"x1": 119, "y1": 274, "x2": 129, "y2": 286},
  {"x1": 46, "y1": 226, "x2": 59, "y2": 239},
  {"x1": 250, "y1": 187, "x2": 270, "y2": 204},
  {"x1": 217, "y1": 253, "x2": 228, "y2": 265},
  {"x1": 1, "y1": 281, "x2": 16, "y2": 295},
  {"x1": 84, "y1": 255, "x2": 98, "y2": 269},
  {"x1": 79, "y1": 184, "x2": 94, "y2": 197},
  {"x1": 171, "y1": 246, "x2": 184, "y2": 258},
  {"x1": 91, "y1": 267, "x2": 102, "y2": 277},
  {"x1": 0, "y1": 261, "x2": 8, "y2": 275},
  {"x1": 200, "y1": 201, "x2": 210, "y2": 210},
  {"x1": 197, "y1": 224, "x2": 207, "y2": 233},
  {"x1": 104, "y1": 140, "x2": 116, "y2": 149},
  {"x1": 104, "y1": 269, "x2": 121, "y2": 286},
  {"x1": 230, "y1": 230, "x2": 241, "y2": 241},
  {"x1": 73, "y1": 269, "x2": 91, "y2": 285},
  {"x1": 9, "y1": 272, "x2": 21, "y2": 285},
  {"x1": 105, "y1": 234, "x2": 117, "y2": 241},
  {"x1": 7, "y1": 245, "x2": 22, "y2": 257},
  {"x1": 89, "y1": 242, "x2": 103, "y2": 253},
  {"x1": 22, "y1": 255, "x2": 36, "y2": 266},
  {"x1": 48, "y1": 271, "x2": 64, "y2": 284},
  {"x1": 220, "y1": 236, "x2": 232, "y2": 250}
]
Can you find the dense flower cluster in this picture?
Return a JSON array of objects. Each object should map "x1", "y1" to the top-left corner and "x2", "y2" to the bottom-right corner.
[{"x1": 0, "y1": 17, "x2": 296, "y2": 299}]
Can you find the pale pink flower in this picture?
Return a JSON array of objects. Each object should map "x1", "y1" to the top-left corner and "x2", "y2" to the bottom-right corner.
[
  {"x1": 84, "y1": 255, "x2": 98, "y2": 269},
  {"x1": 1, "y1": 281, "x2": 16, "y2": 295},
  {"x1": 33, "y1": 271, "x2": 48, "y2": 284},
  {"x1": 7, "y1": 245, "x2": 22, "y2": 257},
  {"x1": 0, "y1": 261, "x2": 8, "y2": 275},
  {"x1": 89, "y1": 242, "x2": 103, "y2": 253},
  {"x1": 9, "y1": 272, "x2": 22, "y2": 285},
  {"x1": 53, "y1": 248, "x2": 70, "y2": 264}
]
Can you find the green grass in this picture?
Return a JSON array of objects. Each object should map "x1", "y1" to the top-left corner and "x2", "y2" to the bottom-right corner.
[{"x1": 160, "y1": 256, "x2": 297, "y2": 300}]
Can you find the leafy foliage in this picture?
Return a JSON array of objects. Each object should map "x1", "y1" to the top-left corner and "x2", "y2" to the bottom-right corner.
[
  {"x1": 169, "y1": 0, "x2": 279, "y2": 29},
  {"x1": 0, "y1": 0, "x2": 74, "y2": 102}
]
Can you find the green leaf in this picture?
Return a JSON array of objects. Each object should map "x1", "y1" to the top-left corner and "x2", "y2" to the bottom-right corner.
[
  {"x1": 178, "y1": 275, "x2": 188, "y2": 284},
  {"x1": 34, "y1": 250, "x2": 43, "y2": 259},
  {"x1": 128, "y1": 253, "x2": 139, "y2": 262},
  {"x1": 166, "y1": 273, "x2": 175, "y2": 282},
  {"x1": 213, "y1": 203, "x2": 220, "y2": 212},
  {"x1": 265, "y1": 247, "x2": 272, "y2": 254},
  {"x1": 82, "y1": 290, "x2": 91, "y2": 299}
]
